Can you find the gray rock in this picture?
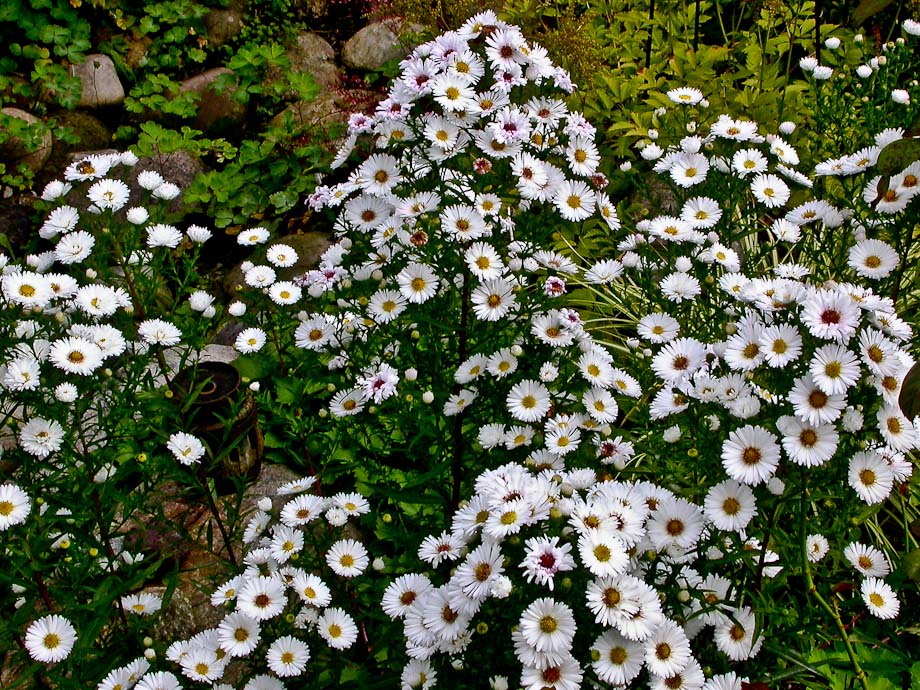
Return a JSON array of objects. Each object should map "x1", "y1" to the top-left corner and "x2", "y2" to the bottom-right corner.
[
  {"x1": 204, "y1": 7, "x2": 245, "y2": 50},
  {"x1": 342, "y1": 20, "x2": 413, "y2": 71},
  {"x1": 35, "y1": 110, "x2": 110, "y2": 188},
  {"x1": 135, "y1": 149, "x2": 205, "y2": 192},
  {"x1": 292, "y1": 0, "x2": 328, "y2": 18},
  {"x1": 269, "y1": 92, "x2": 344, "y2": 137},
  {"x1": 179, "y1": 68, "x2": 247, "y2": 133},
  {"x1": 132, "y1": 149, "x2": 206, "y2": 213},
  {"x1": 70, "y1": 54, "x2": 125, "y2": 108},
  {"x1": 241, "y1": 463, "x2": 303, "y2": 515},
  {"x1": 53, "y1": 110, "x2": 112, "y2": 153},
  {"x1": 0, "y1": 107, "x2": 52, "y2": 175},
  {"x1": 222, "y1": 230, "x2": 332, "y2": 296},
  {"x1": 267, "y1": 32, "x2": 339, "y2": 100},
  {"x1": 123, "y1": 35, "x2": 153, "y2": 71}
]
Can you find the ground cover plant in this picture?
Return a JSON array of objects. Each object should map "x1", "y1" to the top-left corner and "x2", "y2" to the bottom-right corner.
[{"x1": 1, "y1": 4, "x2": 919, "y2": 690}]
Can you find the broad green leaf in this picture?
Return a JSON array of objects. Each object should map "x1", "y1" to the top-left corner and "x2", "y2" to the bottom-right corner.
[
  {"x1": 877, "y1": 139, "x2": 920, "y2": 175},
  {"x1": 898, "y1": 362, "x2": 920, "y2": 420},
  {"x1": 904, "y1": 549, "x2": 920, "y2": 582},
  {"x1": 851, "y1": 0, "x2": 895, "y2": 27}
]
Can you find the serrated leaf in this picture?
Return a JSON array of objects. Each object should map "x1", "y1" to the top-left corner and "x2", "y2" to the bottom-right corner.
[
  {"x1": 851, "y1": 0, "x2": 894, "y2": 26},
  {"x1": 910, "y1": 661, "x2": 920, "y2": 690},
  {"x1": 898, "y1": 362, "x2": 920, "y2": 420},
  {"x1": 877, "y1": 138, "x2": 920, "y2": 175}
]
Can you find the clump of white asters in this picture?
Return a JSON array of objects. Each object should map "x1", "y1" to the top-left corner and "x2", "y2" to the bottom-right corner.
[
  {"x1": 384, "y1": 462, "x2": 763, "y2": 688},
  {"x1": 102, "y1": 478, "x2": 373, "y2": 686}
]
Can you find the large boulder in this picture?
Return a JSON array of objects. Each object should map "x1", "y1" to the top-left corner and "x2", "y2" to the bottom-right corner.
[
  {"x1": 0, "y1": 107, "x2": 52, "y2": 176},
  {"x1": 267, "y1": 32, "x2": 339, "y2": 100},
  {"x1": 204, "y1": 6, "x2": 245, "y2": 50},
  {"x1": 179, "y1": 68, "x2": 247, "y2": 134},
  {"x1": 70, "y1": 54, "x2": 125, "y2": 108},
  {"x1": 222, "y1": 230, "x2": 332, "y2": 297},
  {"x1": 342, "y1": 21, "x2": 413, "y2": 71},
  {"x1": 35, "y1": 110, "x2": 111, "y2": 189}
]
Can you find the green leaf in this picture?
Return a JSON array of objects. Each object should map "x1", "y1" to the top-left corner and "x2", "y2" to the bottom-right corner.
[
  {"x1": 898, "y1": 362, "x2": 920, "y2": 420},
  {"x1": 877, "y1": 139, "x2": 920, "y2": 175},
  {"x1": 910, "y1": 661, "x2": 920, "y2": 690},
  {"x1": 232, "y1": 355, "x2": 265, "y2": 381},
  {"x1": 851, "y1": 0, "x2": 895, "y2": 27},
  {"x1": 274, "y1": 378, "x2": 300, "y2": 406},
  {"x1": 903, "y1": 549, "x2": 920, "y2": 582}
]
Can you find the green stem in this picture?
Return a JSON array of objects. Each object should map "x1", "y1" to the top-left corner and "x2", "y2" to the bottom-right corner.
[
  {"x1": 449, "y1": 274, "x2": 470, "y2": 513},
  {"x1": 198, "y1": 467, "x2": 239, "y2": 567},
  {"x1": 799, "y1": 481, "x2": 870, "y2": 690}
]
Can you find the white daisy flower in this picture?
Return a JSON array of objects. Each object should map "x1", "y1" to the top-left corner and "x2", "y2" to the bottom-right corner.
[
  {"x1": 721, "y1": 424, "x2": 781, "y2": 485},
  {"x1": 703, "y1": 479, "x2": 757, "y2": 532},
  {"x1": 759, "y1": 324, "x2": 803, "y2": 367},
  {"x1": 578, "y1": 531, "x2": 629, "y2": 577},
  {"x1": 19, "y1": 417, "x2": 65, "y2": 458},
  {"x1": 2, "y1": 272, "x2": 54, "y2": 308},
  {"x1": 713, "y1": 606, "x2": 761, "y2": 660},
  {"x1": 805, "y1": 534, "x2": 830, "y2": 562},
  {"x1": 138, "y1": 319, "x2": 182, "y2": 346},
  {"x1": 24, "y1": 614, "x2": 77, "y2": 663},
  {"x1": 326, "y1": 538, "x2": 368, "y2": 577},
  {"x1": 670, "y1": 152, "x2": 709, "y2": 187},
  {"x1": 646, "y1": 496, "x2": 705, "y2": 550},
  {"x1": 134, "y1": 671, "x2": 181, "y2": 690},
  {"x1": 809, "y1": 343, "x2": 861, "y2": 395},
  {"x1": 471, "y1": 278, "x2": 516, "y2": 321},
  {"x1": 266, "y1": 635, "x2": 310, "y2": 676},
  {"x1": 235, "y1": 327, "x2": 267, "y2": 353},
  {"x1": 638, "y1": 312, "x2": 680, "y2": 343},
  {"x1": 848, "y1": 239, "x2": 898, "y2": 279},
  {"x1": 237, "y1": 575, "x2": 287, "y2": 620},
  {"x1": 777, "y1": 415, "x2": 838, "y2": 467},
  {"x1": 48, "y1": 336, "x2": 104, "y2": 376},
  {"x1": 848, "y1": 450, "x2": 895, "y2": 504},
  {"x1": 861, "y1": 577, "x2": 900, "y2": 619},
  {"x1": 318, "y1": 607, "x2": 359, "y2": 649},
  {"x1": 518, "y1": 598, "x2": 576, "y2": 657},
  {"x1": 0, "y1": 484, "x2": 31, "y2": 531},
  {"x1": 464, "y1": 242, "x2": 505, "y2": 280},
  {"x1": 506, "y1": 379, "x2": 552, "y2": 422},
  {"x1": 167, "y1": 432, "x2": 207, "y2": 465},
  {"x1": 876, "y1": 405, "x2": 918, "y2": 451},
  {"x1": 397, "y1": 263, "x2": 440, "y2": 304},
  {"x1": 651, "y1": 337, "x2": 707, "y2": 384},
  {"x1": 356, "y1": 153, "x2": 402, "y2": 195},
  {"x1": 87, "y1": 178, "x2": 130, "y2": 210},
  {"x1": 660, "y1": 272, "x2": 701, "y2": 302},
  {"x1": 644, "y1": 619, "x2": 691, "y2": 678},
  {"x1": 801, "y1": 290, "x2": 861, "y2": 342},
  {"x1": 750, "y1": 173, "x2": 790, "y2": 208},
  {"x1": 590, "y1": 628, "x2": 644, "y2": 686},
  {"x1": 217, "y1": 611, "x2": 261, "y2": 656},
  {"x1": 121, "y1": 592, "x2": 162, "y2": 616},
  {"x1": 53, "y1": 230, "x2": 95, "y2": 264},
  {"x1": 244, "y1": 265, "x2": 277, "y2": 288},
  {"x1": 553, "y1": 179, "x2": 596, "y2": 221},
  {"x1": 788, "y1": 375, "x2": 846, "y2": 426},
  {"x1": 268, "y1": 281, "x2": 302, "y2": 306},
  {"x1": 680, "y1": 196, "x2": 722, "y2": 228},
  {"x1": 667, "y1": 86, "x2": 703, "y2": 104},
  {"x1": 843, "y1": 542, "x2": 891, "y2": 577},
  {"x1": 731, "y1": 148, "x2": 768, "y2": 176},
  {"x1": 146, "y1": 223, "x2": 183, "y2": 248},
  {"x1": 3, "y1": 357, "x2": 41, "y2": 391}
]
